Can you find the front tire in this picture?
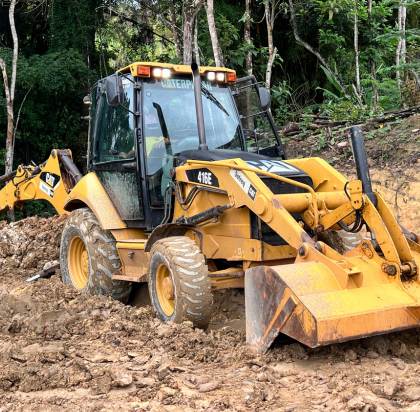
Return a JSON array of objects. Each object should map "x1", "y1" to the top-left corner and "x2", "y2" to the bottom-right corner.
[
  {"x1": 148, "y1": 236, "x2": 212, "y2": 328},
  {"x1": 60, "y1": 208, "x2": 131, "y2": 302}
]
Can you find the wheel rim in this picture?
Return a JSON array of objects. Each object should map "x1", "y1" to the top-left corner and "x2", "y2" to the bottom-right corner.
[
  {"x1": 156, "y1": 263, "x2": 175, "y2": 316},
  {"x1": 68, "y1": 236, "x2": 89, "y2": 289}
]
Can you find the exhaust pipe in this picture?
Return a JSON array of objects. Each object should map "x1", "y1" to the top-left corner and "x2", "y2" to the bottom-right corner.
[
  {"x1": 191, "y1": 62, "x2": 208, "y2": 150},
  {"x1": 350, "y1": 126, "x2": 376, "y2": 206}
]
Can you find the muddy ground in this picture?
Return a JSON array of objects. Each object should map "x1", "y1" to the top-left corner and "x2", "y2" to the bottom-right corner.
[{"x1": 0, "y1": 115, "x2": 419, "y2": 411}]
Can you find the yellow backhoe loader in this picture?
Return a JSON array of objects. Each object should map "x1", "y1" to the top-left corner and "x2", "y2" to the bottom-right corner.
[{"x1": 1, "y1": 61, "x2": 419, "y2": 352}]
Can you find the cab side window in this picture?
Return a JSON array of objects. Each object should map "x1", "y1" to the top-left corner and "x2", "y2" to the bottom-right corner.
[
  {"x1": 233, "y1": 80, "x2": 278, "y2": 154},
  {"x1": 94, "y1": 78, "x2": 135, "y2": 163},
  {"x1": 90, "y1": 76, "x2": 143, "y2": 222}
]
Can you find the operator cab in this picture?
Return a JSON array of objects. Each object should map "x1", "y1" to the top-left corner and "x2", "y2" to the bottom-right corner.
[{"x1": 87, "y1": 63, "x2": 291, "y2": 230}]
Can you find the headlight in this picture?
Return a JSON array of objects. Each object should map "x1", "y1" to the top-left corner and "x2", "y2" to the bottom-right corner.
[
  {"x1": 151, "y1": 67, "x2": 172, "y2": 79},
  {"x1": 216, "y1": 72, "x2": 225, "y2": 82},
  {"x1": 207, "y1": 71, "x2": 216, "y2": 81},
  {"x1": 152, "y1": 67, "x2": 162, "y2": 78},
  {"x1": 161, "y1": 68, "x2": 171, "y2": 79}
]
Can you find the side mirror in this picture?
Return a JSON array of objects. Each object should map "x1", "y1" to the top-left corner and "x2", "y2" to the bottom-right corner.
[
  {"x1": 258, "y1": 86, "x2": 271, "y2": 110},
  {"x1": 104, "y1": 74, "x2": 124, "y2": 107}
]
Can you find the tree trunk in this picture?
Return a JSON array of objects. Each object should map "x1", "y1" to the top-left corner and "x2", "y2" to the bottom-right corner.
[
  {"x1": 9, "y1": 0, "x2": 18, "y2": 103},
  {"x1": 354, "y1": 7, "x2": 361, "y2": 100},
  {"x1": 0, "y1": 59, "x2": 15, "y2": 221},
  {"x1": 4, "y1": 0, "x2": 18, "y2": 177},
  {"x1": 183, "y1": 19, "x2": 194, "y2": 64},
  {"x1": 244, "y1": 0, "x2": 253, "y2": 75},
  {"x1": 265, "y1": 46, "x2": 277, "y2": 89},
  {"x1": 183, "y1": 0, "x2": 204, "y2": 64},
  {"x1": 288, "y1": 0, "x2": 349, "y2": 98},
  {"x1": 400, "y1": 5, "x2": 406, "y2": 74},
  {"x1": 367, "y1": 0, "x2": 378, "y2": 110},
  {"x1": 0, "y1": 60, "x2": 14, "y2": 174},
  {"x1": 371, "y1": 60, "x2": 379, "y2": 110},
  {"x1": 205, "y1": 0, "x2": 224, "y2": 66},
  {"x1": 1, "y1": 0, "x2": 18, "y2": 220},
  {"x1": 396, "y1": 2, "x2": 406, "y2": 95},
  {"x1": 396, "y1": 5, "x2": 401, "y2": 89},
  {"x1": 264, "y1": 1, "x2": 278, "y2": 88},
  {"x1": 170, "y1": 7, "x2": 183, "y2": 61}
]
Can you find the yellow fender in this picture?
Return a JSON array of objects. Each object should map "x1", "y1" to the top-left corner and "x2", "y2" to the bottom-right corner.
[{"x1": 64, "y1": 172, "x2": 126, "y2": 230}]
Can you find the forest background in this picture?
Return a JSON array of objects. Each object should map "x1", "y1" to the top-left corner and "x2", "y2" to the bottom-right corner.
[{"x1": 0, "y1": 0, "x2": 418, "y2": 195}]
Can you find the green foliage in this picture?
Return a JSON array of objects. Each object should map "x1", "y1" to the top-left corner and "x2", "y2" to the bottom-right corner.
[
  {"x1": 317, "y1": 132, "x2": 327, "y2": 150},
  {"x1": 320, "y1": 98, "x2": 369, "y2": 122},
  {"x1": 377, "y1": 78, "x2": 402, "y2": 110},
  {"x1": 198, "y1": 1, "x2": 245, "y2": 69},
  {"x1": 271, "y1": 81, "x2": 292, "y2": 124},
  {"x1": 6, "y1": 49, "x2": 92, "y2": 165},
  {"x1": 50, "y1": 0, "x2": 100, "y2": 58},
  {"x1": 0, "y1": 201, "x2": 56, "y2": 222},
  {"x1": 0, "y1": 0, "x2": 96, "y2": 177},
  {"x1": 0, "y1": 0, "x2": 417, "y2": 217}
]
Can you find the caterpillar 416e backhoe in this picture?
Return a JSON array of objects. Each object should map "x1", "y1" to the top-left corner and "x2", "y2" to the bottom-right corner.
[{"x1": 1, "y1": 62, "x2": 419, "y2": 352}]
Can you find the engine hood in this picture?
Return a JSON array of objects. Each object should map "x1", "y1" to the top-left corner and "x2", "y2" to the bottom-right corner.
[{"x1": 177, "y1": 149, "x2": 307, "y2": 179}]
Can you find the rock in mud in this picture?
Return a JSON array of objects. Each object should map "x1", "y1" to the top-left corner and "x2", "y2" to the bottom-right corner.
[
  {"x1": 404, "y1": 386, "x2": 420, "y2": 402},
  {"x1": 111, "y1": 370, "x2": 133, "y2": 387},
  {"x1": 382, "y1": 380, "x2": 399, "y2": 397},
  {"x1": 197, "y1": 381, "x2": 220, "y2": 393}
]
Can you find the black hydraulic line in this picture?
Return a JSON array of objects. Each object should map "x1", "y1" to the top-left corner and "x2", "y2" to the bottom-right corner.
[
  {"x1": 176, "y1": 204, "x2": 231, "y2": 226},
  {"x1": 191, "y1": 62, "x2": 208, "y2": 150},
  {"x1": 350, "y1": 126, "x2": 376, "y2": 206},
  {"x1": 338, "y1": 210, "x2": 364, "y2": 233},
  {"x1": 400, "y1": 224, "x2": 418, "y2": 243},
  {"x1": 58, "y1": 151, "x2": 83, "y2": 186},
  {"x1": 160, "y1": 182, "x2": 174, "y2": 226}
]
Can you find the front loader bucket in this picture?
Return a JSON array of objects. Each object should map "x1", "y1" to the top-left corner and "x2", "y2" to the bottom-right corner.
[{"x1": 245, "y1": 261, "x2": 420, "y2": 353}]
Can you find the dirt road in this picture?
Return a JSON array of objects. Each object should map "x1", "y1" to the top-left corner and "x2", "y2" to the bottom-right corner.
[{"x1": 0, "y1": 116, "x2": 419, "y2": 411}]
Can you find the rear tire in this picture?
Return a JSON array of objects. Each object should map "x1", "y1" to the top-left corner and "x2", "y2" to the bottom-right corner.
[
  {"x1": 148, "y1": 236, "x2": 212, "y2": 328},
  {"x1": 60, "y1": 208, "x2": 131, "y2": 302}
]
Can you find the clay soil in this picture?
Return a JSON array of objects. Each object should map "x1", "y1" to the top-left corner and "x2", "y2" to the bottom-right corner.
[{"x1": 0, "y1": 115, "x2": 419, "y2": 411}]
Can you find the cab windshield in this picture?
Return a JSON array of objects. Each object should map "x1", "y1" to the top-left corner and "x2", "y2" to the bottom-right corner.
[
  {"x1": 143, "y1": 78, "x2": 242, "y2": 172},
  {"x1": 143, "y1": 77, "x2": 243, "y2": 206}
]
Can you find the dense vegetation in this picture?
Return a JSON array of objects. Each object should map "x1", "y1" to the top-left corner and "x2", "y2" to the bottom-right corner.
[{"x1": 0, "y1": 0, "x2": 419, "y2": 172}]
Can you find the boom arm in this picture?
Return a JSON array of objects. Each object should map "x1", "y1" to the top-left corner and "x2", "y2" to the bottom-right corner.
[
  {"x1": 0, "y1": 149, "x2": 81, "y2": 215},
  {"x1": 174, "y1": 156, "x2": 419, "y2": 351},
  {"x1": 175, "y1": 157, "x2": 417, "y2": 278}
]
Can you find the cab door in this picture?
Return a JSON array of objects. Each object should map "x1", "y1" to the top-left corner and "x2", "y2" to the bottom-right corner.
[{"x1": 89, "y1": 77, "x2": 144, "y2": 223}]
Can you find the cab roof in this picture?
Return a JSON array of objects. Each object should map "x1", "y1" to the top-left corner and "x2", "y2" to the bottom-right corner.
[{"x1": 118, "y1": 61, "x2": 236, "y2": 77}]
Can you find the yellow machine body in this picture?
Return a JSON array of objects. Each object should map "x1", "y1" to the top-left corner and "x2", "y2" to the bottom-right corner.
[
  {"x1": 0, "y1": 61, "x2": 418, "y2": 352},
  {"x1": 170, "y1": 156, "x2": 419, "y2": 350},
  {"x1": 1, "y1": 149, "x2": 419, "y2": 352}
]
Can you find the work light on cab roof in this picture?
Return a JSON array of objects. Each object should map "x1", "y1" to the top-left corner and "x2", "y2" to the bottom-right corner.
[{"x1": 121, "y1": 61, "x2": 236, "y2": 83}]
